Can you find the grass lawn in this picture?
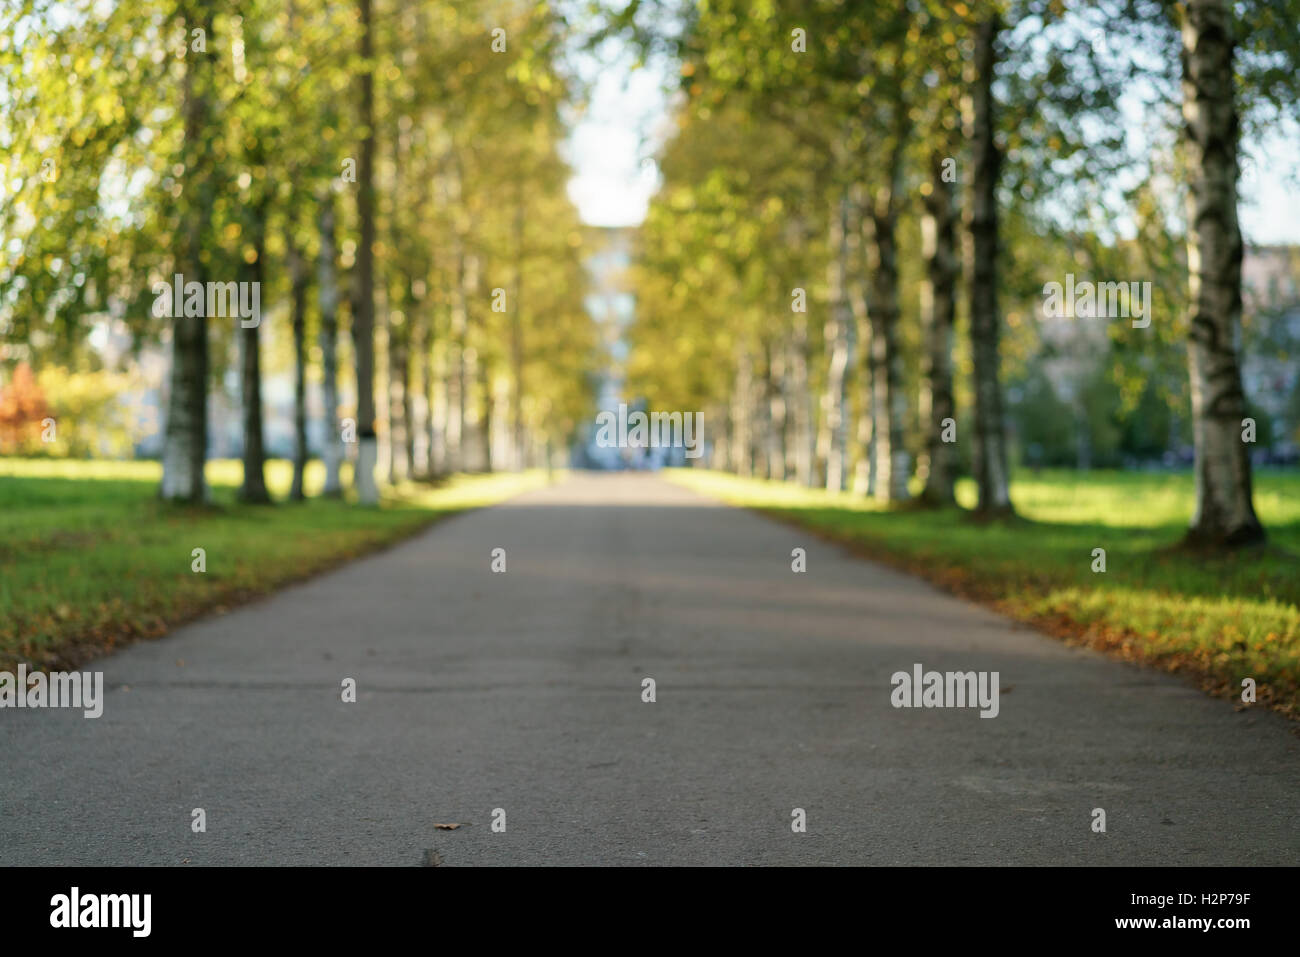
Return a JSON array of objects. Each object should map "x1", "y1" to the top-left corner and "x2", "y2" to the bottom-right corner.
[
  {"x1": 0, "y1": 457, "x2": 551, "y2": 671},
  {"x1": 667, "y1": 468, "x2": 1300, "y2": 719}
]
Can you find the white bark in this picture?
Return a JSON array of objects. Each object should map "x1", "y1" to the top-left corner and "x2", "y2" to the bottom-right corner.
[
  {"x1": 864, "y1": 158, "x2": 910, "y2": 504},
  {"x1": 1181, "y1": 0, "x2": 1264, "y2": 545},
  {"x1": 919, "y1": 151, "x2": 958, "y2": 505},
  {"x1": 160, "y1": 4, "x2": 212, "y2": 503},
  {"x1": 355, "y1": 436, "x2": 379, "y2": 506}
]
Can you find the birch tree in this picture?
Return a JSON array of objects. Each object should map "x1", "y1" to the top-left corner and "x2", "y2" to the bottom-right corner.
[
  {"x1": 352, "y1": 0, "x2": 379, "y2": 504},
  {"x1": 1178, "y1": 0, "x2": 1264, "y2": 545}
]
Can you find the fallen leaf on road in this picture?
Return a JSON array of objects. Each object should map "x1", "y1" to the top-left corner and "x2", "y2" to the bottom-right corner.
[{"x1": 434, "y1": 823, "x2": 469, "y2": 830}]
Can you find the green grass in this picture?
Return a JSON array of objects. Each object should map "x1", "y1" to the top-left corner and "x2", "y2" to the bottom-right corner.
[
  {"x1": 667, "y1": 468, "x2": 1300, "y2": 718},
  {"x1": 0, "y1": 457, "x2": 552, "y2": 670}
]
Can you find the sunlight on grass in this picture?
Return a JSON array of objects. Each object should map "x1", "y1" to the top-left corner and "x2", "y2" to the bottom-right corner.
[
  {"x1": 0, "y1": 457, "x2": 554, "y2": 507},
  {"x1": 384, "y1": 469, "x2": 556, "y2": 510},
  {"x1": 0, "y1": 458, "x2": 555, "y2": 670},
  {"x1": 673, "y1": 467, "x2": 1300, "y2": 530},
  {"x1": 0, "y1": 457, "x2": 349, "y2": 496}
]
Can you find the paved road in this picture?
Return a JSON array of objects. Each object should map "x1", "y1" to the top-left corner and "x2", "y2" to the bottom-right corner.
[{"x1": 2, "y1": 472, "x2": 1296, "y2": 865}]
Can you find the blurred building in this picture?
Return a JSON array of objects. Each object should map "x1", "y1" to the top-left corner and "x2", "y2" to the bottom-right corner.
[
  {"x1": 577, "y1": 226, "x2": 629, "y2": 468},
  {"x1": 1241, "y1": 245, "x2": 1300, "y2": 461},
  {"x1": 576, "y1": 225, "x2": 692, "y2": 470}
]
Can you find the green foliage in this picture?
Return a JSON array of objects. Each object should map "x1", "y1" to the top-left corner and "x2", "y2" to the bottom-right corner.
[
  {"x1": 35, "y1": 364, "x2": 149, "y2": 457},
  {"x1": 1, "y1": 0, "x2": 601, "y2": 464}
]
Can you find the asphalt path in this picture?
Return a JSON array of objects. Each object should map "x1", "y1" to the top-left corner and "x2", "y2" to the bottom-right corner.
[{"x1": 2, "y1": 472, "x2": 1296, "y2": 865}]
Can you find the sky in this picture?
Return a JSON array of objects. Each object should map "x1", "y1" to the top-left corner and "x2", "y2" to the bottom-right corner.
[
  {"x1": 563, "y1": 41, "x2": 668, "y2": 228},
  {"x1": 1238, "y1": 129, "x2": 1300, "y2": 246}
]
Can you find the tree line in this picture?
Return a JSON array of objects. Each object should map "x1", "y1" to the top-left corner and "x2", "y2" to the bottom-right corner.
[
  {"x1": 1, "y1": 0, "x2": 600, "y2": 504},
  {"x1": 619, "y1": 0, "x2": 1300, "y2": 548}
]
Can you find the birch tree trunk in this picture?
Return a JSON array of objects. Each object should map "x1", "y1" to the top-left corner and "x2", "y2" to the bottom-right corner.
[
  {"x1": 824, "y1": 192, "x2": 855, "y2": 491},
  {"x1": 790, "y1": 317, "x2": 815, "y2": 485},
  {"x1": 732, "y1": 349, "x2": 753, "y2": 477},
  {"x1": 392, "y1": 319, "x2": 412, "y2": 481},
  {"x1": 1180, "y1": 0, "x2": 1265, "y2": 546},
  {"x1": 444, "y1": 245, "x2": 469, "y2": 472},
  {"x1": 754, "y1": 345, "x2": 769, "y2": 475},
  {"x1": 385, "y1": 304, "x2": 411, "y2": 483},
  {"x1": 848, "y1": 207, "x2": 875, "y2": 498},
  {"x1": 479, "y1": 359, "x2": 494, "y2": 472},
  {"x1": 463, "y1": 253, "x2": 481, "y2": 468},
  {"x1": 238, "y1": 191, "x2": 270, "y2": 505},
  {"x1": 964, "y1": 15, "x2": 1014, "y2": 514},
  {"x1": 919, "y1": 150, "x2": 958, "y2": 506},
  {"x1": 432, "y1": 320, "x2": 449, "y2": 475},
  {"x1": 511, "y1": 201, "x2": 526, "y2": 470},
  {"x1": 287, "y1": 221, "x2": 309, "y2": 502},
  {"x1": 317, "y1": 195, "x2": 344, "y2": 497},
  {"x1": 864, "y1": 150, "x2": 910, "y2": 504},
  {"x1": 767, "y1": 338, "x2": 786, "y2": 480},
  {"x1": 352, "y1": 0, "x2": 379, "y2": 504},
  {"x1": 386, "y1": 113, "x2": 410, "y2": 485},
  {"x1": 418, "y1": 309, "x2": 435, "y2": 477},
  {"x1": 160, "y1": 4, "x2": 213, "y2": 503},
  {"x1": 851, "y1": 358, "x2": 876, "y2": 496}
]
